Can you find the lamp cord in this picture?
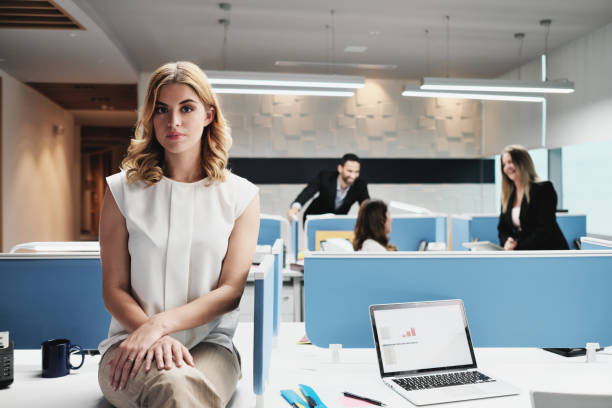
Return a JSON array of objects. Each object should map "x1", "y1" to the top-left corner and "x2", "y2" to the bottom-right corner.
[
  {"x1": 222, "y1": 20, "x2": 229, "y2": 70},
  {"x1": 541, "y1": 19, "x2": 551, "y2": 81},
  {"x1": 514, "y1": 33, "x2": 525, "y2": 80},
  {"x1": 445, "y1": 15, "x2": 450, "y2": 78},
  {"x1": 217, "y1": 3, "x2": 232, "y2": 71},
  {"x1": 425, "y1": 28, "x2": 431, "y2": 77},
  {"x1": 331, "y1": 10, "x2": 336, "y2": 67},
  {"x1": 324, "y1": 23, "x2": 331, "y2": 73}
]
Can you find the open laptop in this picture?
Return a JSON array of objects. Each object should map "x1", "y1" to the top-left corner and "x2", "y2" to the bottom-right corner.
[{"x1": 369, "y1": 299, "x2": 520, "y2": 406}]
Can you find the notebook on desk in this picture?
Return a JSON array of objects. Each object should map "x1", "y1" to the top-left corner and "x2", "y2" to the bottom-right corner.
[
  {"x1": 462, "y1": 241, "x2": 503, "y2": 251},
  {"x1": 369, "y1": 300, "x2": 519, "y2": 406}
]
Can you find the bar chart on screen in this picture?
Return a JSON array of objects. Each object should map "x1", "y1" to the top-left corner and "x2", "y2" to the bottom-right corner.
[{"x1": 402, "y1": 328, "x2": 417, "y2": 337}]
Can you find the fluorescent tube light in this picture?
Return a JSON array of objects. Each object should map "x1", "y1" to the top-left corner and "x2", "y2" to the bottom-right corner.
[
  {"x1": 213, "y1": 86, "x2": 354, "y2": 97},
  {"x1": 206, "y1": 70, "x2": 364, "y2": 89},
  {"x1": 402, "y1": 85, "x2": 545, "y2": 103},
  {"x1": 275, "y1": 61, "x2": 398, "y2": 71},
  {"x1": 420, "y1": 77, "x2": 574, "y2": 94}
]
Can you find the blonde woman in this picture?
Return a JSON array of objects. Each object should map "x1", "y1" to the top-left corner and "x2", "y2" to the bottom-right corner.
[
  {"x1": 497, "y1": 145, "x2": 568, "y2": 250},
  {"x1": 97, "y1": 61, "x2": 260, "y2": 407}
]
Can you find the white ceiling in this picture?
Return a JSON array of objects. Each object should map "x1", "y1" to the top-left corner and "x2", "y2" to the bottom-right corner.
[{"x1": 2, "y1": 0, "x2": 612, "y2": 83}]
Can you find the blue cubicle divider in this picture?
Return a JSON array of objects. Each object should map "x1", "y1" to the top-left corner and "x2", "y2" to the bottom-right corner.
[
  {"x1": 258, "y1": 215, "x2": 287, "y2": 246},
  {"x1": 304, "y1": 214, "x2": 447, "y2": 251},
  {"x1": 451, "y1": 215, "x2": 498, "y2": 251},
  {"x1": 304, "y1": 252, "x2": 612, "y2": 348},
  {"x1": 271, "y1": 239, "x2": 283, "y2": 336},
  {"x1": 253, "y1": 254, "x2": 275, "y2": 396},
  {"x1": 291, "y1": 218, "x2": 299, "y2": 261},
  {"x1": 451, "y1": 214, "x2": 587, "y2": 251},
  {"x1": 580, "y1": 237, "x2": 612, "y2": 250},
  {"x1": 0, "y1": 256, "x2": 110, "y2": 349}
]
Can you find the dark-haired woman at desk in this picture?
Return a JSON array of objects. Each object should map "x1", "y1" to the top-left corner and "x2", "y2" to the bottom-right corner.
[
  {"x1": 497, "y1": 145, "x2": 569, "y2": 250},
  {"x1": 353, "y1": 199, "x2": 397, "y2": 251}
]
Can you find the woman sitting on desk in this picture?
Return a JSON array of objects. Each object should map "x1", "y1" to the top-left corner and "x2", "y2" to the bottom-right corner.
[
  {"x1": 498, "y1": 145, "x2": 568, "y2": 250},
  {"x1": 97, "y1": 61, "x2": 259, "y2": 407},
  {"x1": 353, "y1": 199, "x2": 397, "y2": 251}
]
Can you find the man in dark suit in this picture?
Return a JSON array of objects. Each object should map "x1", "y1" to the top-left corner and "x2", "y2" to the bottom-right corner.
[{"x1": 287, "y1": 153, "x2": 370, "y2": 223}]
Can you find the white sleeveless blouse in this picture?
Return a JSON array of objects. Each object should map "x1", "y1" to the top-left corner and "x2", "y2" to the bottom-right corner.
[{"x1": 98, "y1": 171, "x2": 258, "y2": 356}]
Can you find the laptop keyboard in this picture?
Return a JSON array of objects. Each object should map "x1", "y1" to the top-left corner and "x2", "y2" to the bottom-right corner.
[{"x1": 393, "y1": 371, "x2": 495, "y2": 391}]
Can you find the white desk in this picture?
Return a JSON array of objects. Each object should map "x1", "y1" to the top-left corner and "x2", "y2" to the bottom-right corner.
[
  {"x1": 262, "y1": 324, "x2": 612, "y2": 408},
  {"x1": 3, "y1": 323, "x2": 612, "y2": 407},
  {"x1": 1, "y1": 324, "x2": 258, "y2": 408},
  {"x1": 245, "y1": 268, "x2": 304, "y2": 322}
]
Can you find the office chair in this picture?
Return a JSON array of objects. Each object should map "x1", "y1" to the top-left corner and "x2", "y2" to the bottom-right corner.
[{"x1": 531, "y1": 391, "x2": 612, "y2": 408}]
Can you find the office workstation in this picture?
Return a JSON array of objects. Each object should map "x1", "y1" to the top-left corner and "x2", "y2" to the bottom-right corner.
[{"x1": 4, "y1": 1, "x2": 612, "y2": 407}]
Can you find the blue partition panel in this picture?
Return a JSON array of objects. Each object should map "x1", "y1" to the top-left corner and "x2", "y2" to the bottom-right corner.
[
  {"x1": 291, "y1": 219, "x2": 299, "y2": 261},
  {"x1": 580, "y1": 237, "x2": 612, "y2": 250},
  {"x1": 452, "y1": 214, "x2": 587, "y2": 250},
  {"x1": 470, "y1": 216, "x2": 499, "y2": 243},
  {"x1": 582, "y1": 242, "x2": 608, "y2": 250},
  {"x1": 0, "y1": 257, "x2": 110, "y2": 349},
  {"x1": 305, "y1": 216, "x2": 444, "y2": 251},
  {"x1": 435, "y1": 216, "x2": 447, "y2": 245},
  {"x1": 305, "y1": 217, "x2": 356, "y2": 251},
  {"x1": 253, "y1": 255, "x2": 274, "y2": 395},
  {"x1": 304, "y1": 252, "x2": 612, "y2": 348},
  {"x1": 258, "y1": 216, "x2": 283, "y2": 246},
  {"x1": 558, "y1": 215, "x2": 587, "y2": 249},
  {"x1": 451, "y1": 217, "x2": 471, "y2": 251},
  {"x1": 272, "y1": 239, "x2": 283, "y2": 336}
]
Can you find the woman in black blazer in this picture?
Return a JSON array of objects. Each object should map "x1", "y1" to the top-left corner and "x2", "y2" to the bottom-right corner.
[{"x1": 497, "y1": 145, "x2": 569, "y2": 250}]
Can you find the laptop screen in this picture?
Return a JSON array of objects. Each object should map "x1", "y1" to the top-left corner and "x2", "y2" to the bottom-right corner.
[{"x1": 370, "y1": 300, "x2": 477, "y2": 377}]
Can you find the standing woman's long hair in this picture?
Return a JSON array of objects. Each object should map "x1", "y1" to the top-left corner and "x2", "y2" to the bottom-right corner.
[
  {"x1": 500, "y1": 145, "x2": 539, "y2": 213},
  {"x1": 121, "y1": 61, "x2": 232, "y2": 185},
  {"x1": 353, "y1": 200, "x2": 396, "y2": 251}
]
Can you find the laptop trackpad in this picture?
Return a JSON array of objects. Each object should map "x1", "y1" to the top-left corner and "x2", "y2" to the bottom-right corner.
[{"x1": 444, "y1": 385, "x2": 487, "y2": 399}]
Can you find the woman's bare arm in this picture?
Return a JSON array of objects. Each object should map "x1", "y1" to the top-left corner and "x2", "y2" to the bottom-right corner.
[{"x1": 99, "y1": 187, "x2": 149, "y2": 331}]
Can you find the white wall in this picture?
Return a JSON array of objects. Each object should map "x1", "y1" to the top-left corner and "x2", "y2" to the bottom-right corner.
[
  {"x1": 547, "y1": 23, "x2": 612, "y2": 149},
  {"x1": 485, "y1": 20, "x2": 612, "y2": 151},
  {"x1": 138, "y1": 74, "x2": 484, "y2": 159},
  {"x1": 483, "y1": 59, "x2": 544, "y2": 156},
  {"x1": 1, "y1": 69, "x2": 79, "y2": 251},
  {"x1": 563, "y1": 139, "x2": 612, "y2": 236},
  {"x1": 259, "y1": 183, "x2": 496, "y2": 219},
  {"x1": 483, "y1": 21, "x2": 612, "y2": 231},
  {"x1": 138, "y1": 73, "x2": 495, "y2": 217}
]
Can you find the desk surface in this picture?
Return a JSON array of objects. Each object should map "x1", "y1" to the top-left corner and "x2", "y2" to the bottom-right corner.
[{"x1": 3, "y1": 323, "x2": 612, "y2": 407}]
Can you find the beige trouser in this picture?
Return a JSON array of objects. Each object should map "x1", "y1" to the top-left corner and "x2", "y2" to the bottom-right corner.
[{"x1": 98, "y1": 341, "x2": 241, "y2": 408}]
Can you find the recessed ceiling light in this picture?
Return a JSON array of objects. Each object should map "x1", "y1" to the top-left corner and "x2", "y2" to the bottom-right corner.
[
  {"x1": 369, "y1": 31, "x2": 381, "y2": 36},
  {"x1": 344, "y1": 46, "x2": 367, "y2": 53}
]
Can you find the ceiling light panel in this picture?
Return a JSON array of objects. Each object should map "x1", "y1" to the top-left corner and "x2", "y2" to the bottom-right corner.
[
  {"x1": 402, "y1": 85, "x2": 546, "y2": 103},
  {"x1": 206, "y1": 70, "x2": 364, "y2": 89},
  {"x1": 420, "y1": 77, "x2": 574, "y2": 94},
  {"x1": 213, "y1": 86, "x2": 354, "y2": 97}
]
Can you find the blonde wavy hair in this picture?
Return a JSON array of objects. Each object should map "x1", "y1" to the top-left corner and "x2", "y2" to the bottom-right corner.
[
  {"x1": 500, "y1": 144, "x2": 539, "y2": 212},
  {"x1": 121, "y1": 61, "x2": 231, "y2": 185}
]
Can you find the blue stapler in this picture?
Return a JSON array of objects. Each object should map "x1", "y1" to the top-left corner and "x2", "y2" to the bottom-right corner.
[
  {"x1": 281, "y1": 389, "x2": 308, "y2": 408},
  {"x1": 298, "y1": 384, "x2": 328, "y2": 408}
]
